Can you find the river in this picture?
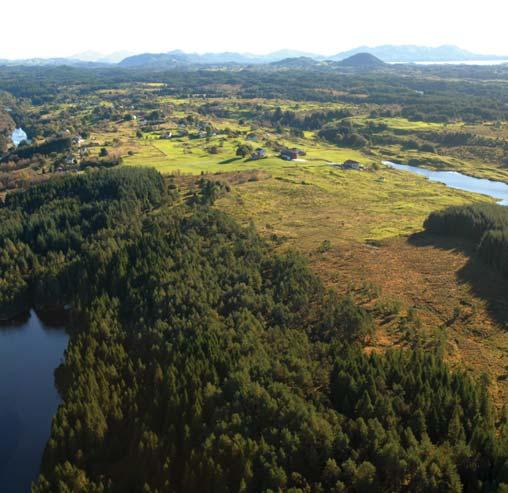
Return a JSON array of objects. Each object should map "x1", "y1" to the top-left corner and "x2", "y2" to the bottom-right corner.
[
  {"x1": 0, "y1": 311, "x2": 68, "y2": 493},
  {"x1": 383, "y1": 161, "x2": 508, "y2": 206}
]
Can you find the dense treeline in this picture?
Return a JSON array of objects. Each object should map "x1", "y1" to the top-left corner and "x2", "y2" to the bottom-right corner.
[
  {"x1": 424, "y1": 203, "x2": 508, "y2": 277},
  {"x1": 318, "y1": 121, "x2": 369, "y2": 148},
  {"x1": 1, "y1": 168, "x2": 508, "y2": 491},
  {"x1": 0, "y1": 167, "x2": 168, "y2": 318},
  {"x1": 1, "y1": 137, "x2": 72, "y2": 161},
  {"x1": 269, "y1": 107, "x2": 353, "y2": 131},
  {"x1": 420, "y1": 131, "x2": 501, "y2": 148}
]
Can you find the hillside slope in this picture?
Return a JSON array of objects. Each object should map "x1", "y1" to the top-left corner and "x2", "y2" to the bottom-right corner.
[{"x1": 339, "y1": 53, "x2": 386, "y2": 68}]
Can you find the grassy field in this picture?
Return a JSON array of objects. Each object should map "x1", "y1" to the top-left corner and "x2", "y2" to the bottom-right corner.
[
  {"x1": 217, "y1": 164, "x2": 491, "y2": 243},
  {"x1": 123, "y1": 128, "x2": 369, "y2": 174},
  {"x1": 352, "y1": 116, "x2": 450, "y2": 131}
]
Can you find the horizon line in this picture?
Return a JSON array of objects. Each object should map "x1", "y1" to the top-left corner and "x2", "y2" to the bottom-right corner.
[{"x1": 2, "y1": 44, "x2": 508, "y2": 61}]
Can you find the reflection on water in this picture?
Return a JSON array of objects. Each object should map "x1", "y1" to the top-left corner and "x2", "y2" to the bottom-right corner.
[{"x1": 0, "y1": 311, "x2": 68, "y2": 493}]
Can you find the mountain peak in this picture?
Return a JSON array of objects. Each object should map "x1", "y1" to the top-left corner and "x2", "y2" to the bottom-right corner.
[{"x1": 339, "y1": 52, "x2": 385, "y2": 67}]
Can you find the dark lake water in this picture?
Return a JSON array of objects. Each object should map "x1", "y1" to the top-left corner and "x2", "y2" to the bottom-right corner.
[
  {"x1": 0, "y1": 311, "x2": 68, "y2": 493},
  {"x1": 384, "y1": 161, "x2": 508, "y2": 206}
]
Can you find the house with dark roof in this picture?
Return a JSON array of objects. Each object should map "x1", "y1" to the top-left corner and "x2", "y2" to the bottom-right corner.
[
  {"x1": 342, "y1": 159, "x2": 361, "y2": 170},
  {"x1": 280, "y1": 148, "x2": 299, "y2": 161},
  {"x1": 292, "y1": 148, "x2": 306, "y2": 156},
  {"x1": 251, "y1": 148, "x2": 266, "y2": 160}
]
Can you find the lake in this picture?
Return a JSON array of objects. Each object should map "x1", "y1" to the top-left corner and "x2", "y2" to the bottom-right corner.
[
  {"x1": 11, "y1": 128, "x2": 28, "y2": 147},
  {"x1": 0, "y1": 311, "x2": 69, "y2": 493},
  {"x1": 383, "y1": 161, "x2": 508, "y2": 206}
]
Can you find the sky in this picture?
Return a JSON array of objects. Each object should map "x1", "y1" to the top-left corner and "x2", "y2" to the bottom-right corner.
[{"x1": 2, "y1": 0, "x2": 508, "y2": 59}]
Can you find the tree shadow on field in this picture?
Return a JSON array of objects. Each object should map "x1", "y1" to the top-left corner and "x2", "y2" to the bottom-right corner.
[
  {"x1": 409, "y1": 231, "x2": 508, "y2": 328},
  {"x1": 219, "y1": 157, "x2": 242, "y2": 164}
]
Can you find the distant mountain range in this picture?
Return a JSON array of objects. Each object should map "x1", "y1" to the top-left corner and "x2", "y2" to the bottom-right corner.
[
  {"x1": 1, "y1": 45, "x2": 507, "y2": 68},
  {"x1": 113, "y1": 45, "x2": 508, "y2": 68},
  {"x1": 0, "y1": 57, "x2": 107, "y2": 67},
  {"x1": 0, "y1": 51, "x2": 134, "y2": 67},
  {"x1": 71, "y1": 51, "x2": 135, "y2": 64},
  {"x1": 328, "y1": 45, "x2": 508, "y2": 63},
  {"x1": 117, "y1": 50, "x2": 324, "y2": 68}
]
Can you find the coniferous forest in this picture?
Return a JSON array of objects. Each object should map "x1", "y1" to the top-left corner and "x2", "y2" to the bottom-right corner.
[
  {"x1": 1, "y1": 168, "x2": 507, "y2": 492},
  {"x1": 425, "y1": 204, "x2": 508, "y2": 278}
]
